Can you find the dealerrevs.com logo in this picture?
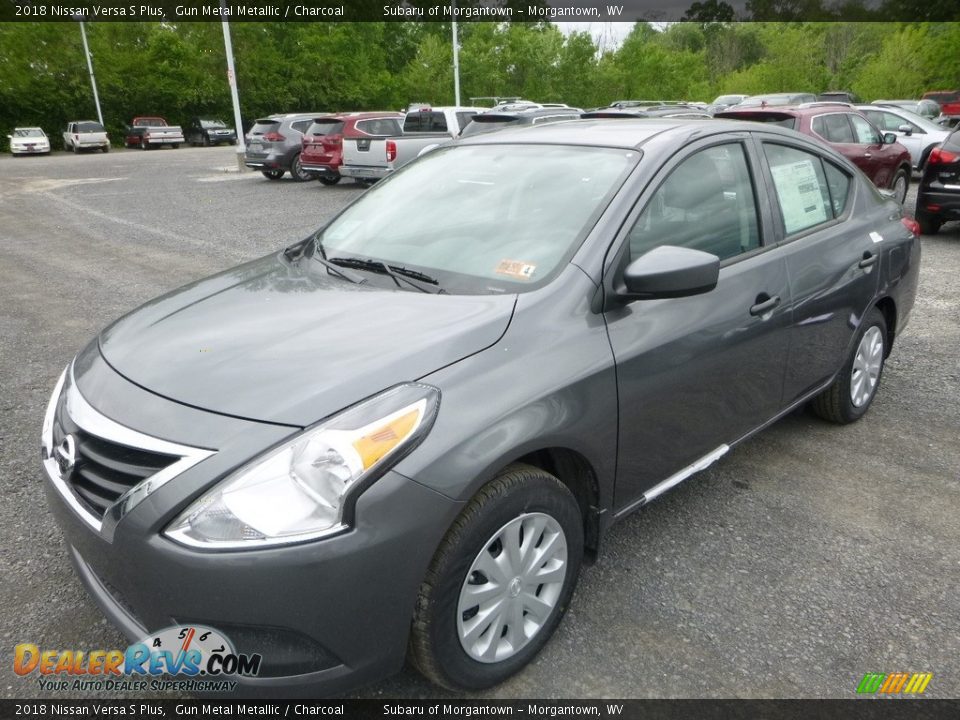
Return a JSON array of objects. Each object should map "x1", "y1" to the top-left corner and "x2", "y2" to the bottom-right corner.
[{"x1": 14, "y1": 625, "x2": 262, "y2": 693}]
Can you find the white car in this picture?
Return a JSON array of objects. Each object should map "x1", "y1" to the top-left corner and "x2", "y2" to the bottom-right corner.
[
  {"x1": 857, "y1": 104, "x2": 952, "y2": 170},
  {"x1": 8, "y1": 127, "x2": 50, "y2": 155}
]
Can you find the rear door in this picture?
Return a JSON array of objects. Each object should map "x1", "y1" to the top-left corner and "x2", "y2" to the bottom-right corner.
[
  {"x1": 604, "y1": 136, "x2": 792, "y2": 510},
  {"x1": 755, "y1": 136, "x2": 881, "y2": 402},
  {"x1": 849, "y1": 114, "x2": 899, "y2": 188}
]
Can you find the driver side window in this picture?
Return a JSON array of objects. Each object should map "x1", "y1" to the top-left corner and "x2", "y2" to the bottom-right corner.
[{"x1": 627, "y1": 144, "x2": 760, "y2": 262}]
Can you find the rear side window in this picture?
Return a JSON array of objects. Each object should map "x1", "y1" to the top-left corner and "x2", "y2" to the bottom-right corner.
[
  {"x1": 764, "y1": 144, "x2": 847, "y2": 235},
  {"x1": 812, "y1": 114, "x2": 855, "y2": 143},
  {"x1": 404, "y1": 112, "x2": 447, "y2": 133},
  {"x1": 627, "y1": 143, "x2": 760, "y2": 262},
  {"x1": 307, "y1": 120, "x2": 345, "y2": 136},
  {"x1": 354, "y1": 118, "x2": 401, "y2": 136},
  {"x1": 290, "y1": 120, "x2": 311, "y2": 134}
]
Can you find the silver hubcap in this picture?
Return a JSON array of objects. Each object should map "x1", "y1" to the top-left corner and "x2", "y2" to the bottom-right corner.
[
  {"x1": 850, "y1": 326, "x2": 883, "y2": 408},
  {"x1": 894, "y1": 175, "x2": 907, "y2": 203},
  {"x1": 457, "y1": 512, "x2": 568, "y2": 663}
]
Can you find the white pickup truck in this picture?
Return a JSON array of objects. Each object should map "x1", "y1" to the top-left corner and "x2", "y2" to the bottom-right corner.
[
  {"x1": 339, "y1": 105, "x2": 485, "y2": 183},
  {"x1": 63, "y1": 121, "x2": 110, "y2": 153}
]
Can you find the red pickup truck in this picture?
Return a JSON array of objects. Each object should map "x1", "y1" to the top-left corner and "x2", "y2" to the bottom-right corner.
[
  {"x1": 923, "y1": 90, "x2": 960, "y2": 118},
  {"x1": 124, "y1": 117, "x2": 185, "y2": 149}
]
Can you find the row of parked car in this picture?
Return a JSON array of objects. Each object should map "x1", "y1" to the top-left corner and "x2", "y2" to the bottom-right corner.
[{"x1": 7, "y1": 117, "x2": 237, "y2": 156}]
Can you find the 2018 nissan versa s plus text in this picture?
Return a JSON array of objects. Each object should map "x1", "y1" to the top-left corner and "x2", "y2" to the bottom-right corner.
[{"x1": 42, "y1": 119, "x2": 920, "y2": 695}]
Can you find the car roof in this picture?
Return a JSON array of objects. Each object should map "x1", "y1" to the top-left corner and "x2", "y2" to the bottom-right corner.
[
  {"x1": 14, "y1": 126, "x2": 44, "y2": 131},
  {"x1": 457, "y1": 117, "x2": 809, "y2": 150},
  {"x1": 311, "y1": 112, "x2": 403, "y2": 121},
  {"x1": 475, "y1": 107, "x2": 582, "y2": 120},
  {"x1": 719, "y1": 104, "x2": 860, "y2": 117}
]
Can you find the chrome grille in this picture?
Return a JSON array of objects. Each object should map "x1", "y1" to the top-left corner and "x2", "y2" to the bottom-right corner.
[{"x1": 52, "y1": 398, "x2": 178, "y2": 520}]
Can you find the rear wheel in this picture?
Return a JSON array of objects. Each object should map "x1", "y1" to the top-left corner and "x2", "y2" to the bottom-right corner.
[
  {"x1": 891, "y1": 168, "x2": 909, "y2": 205},
  {"x1": 410, "y1": 464, "x2": 583, "y2": 691},
  {"x1": 141, "y1": 140, "x2": 149, "y2": 151},
  {"x1": 917, "y1": 212, "x2": 942, "y2": 235},
  {"x1": 318, "y1": 174, "x2": 341, "y2": 186},
  {"x1": 202, "y1": 135, "x2": 210, "y2": 147},
  {"x1": 72, "y1": 143, "x2": 79, "y2": 154},
  {"x1": 357, "y1": 179, "x2": 376, "y2": 188},
  {"x1": 290, "y1": 153, "x2": 311, "y2": 182},
  {"x1": 261, "y1": 169, "x2": 284, "y2": 180},
  {"x1": 811, "y1": 307, "x2": 887, "y2": 424}
]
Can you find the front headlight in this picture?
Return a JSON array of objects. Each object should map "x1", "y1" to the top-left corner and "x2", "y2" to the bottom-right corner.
[{"x1": 165, "y1": 383, "x2": 440, "y2": 549}]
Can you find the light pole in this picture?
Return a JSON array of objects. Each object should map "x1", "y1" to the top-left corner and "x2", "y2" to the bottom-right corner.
[
  {"x1": 221, "y1": 17, "x2": 246, "y2": 172},
  {"x1": 77, "y1": 21, "x2": 104, "y2": 126},
  {"x1": 452, "y1": 3, "x2": 461, "y2": 105}
]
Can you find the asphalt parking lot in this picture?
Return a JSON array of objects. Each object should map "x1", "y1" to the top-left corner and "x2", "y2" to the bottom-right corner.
[{"x1": 0, "y1": 146, "x2": 957, "y2": 700}]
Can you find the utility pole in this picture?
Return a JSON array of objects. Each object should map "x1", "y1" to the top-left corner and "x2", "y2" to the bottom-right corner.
[
  {"x1": 452, "y1": 2, "x2": 461, "y2": 106},
  {"x1": 221, "y1": 17, "x2": 246, "y2": 172},
  {"x1": 78, "y1": 21, "x2": 104, "y2": 126}
]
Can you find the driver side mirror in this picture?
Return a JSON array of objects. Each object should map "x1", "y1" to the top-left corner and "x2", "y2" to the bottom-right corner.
[
  {"x1": 897, "y1": 124, "x2": 913, "y2": 136},
  {"x1": 620, "y1": 245, "x2": 720, "y2": 300},
  {"x1": 882, "y1": 132, "x2": 898, "y2": 145}
]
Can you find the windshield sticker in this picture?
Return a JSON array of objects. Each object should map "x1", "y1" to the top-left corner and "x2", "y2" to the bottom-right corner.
[
  {"x1": 770, "y1": 159, "x2": 828, "y2": 234},
  {"x1": 495, "y1": 260, "x2": 537, "y2": 280}
]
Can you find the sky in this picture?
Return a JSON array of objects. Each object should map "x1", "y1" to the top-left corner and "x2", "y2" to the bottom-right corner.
[{"x1": 555, "y1": 22, "x2": 637, "y2": 51}]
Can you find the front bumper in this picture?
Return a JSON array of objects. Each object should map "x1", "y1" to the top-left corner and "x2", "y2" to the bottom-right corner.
[
  {"x1": 42, "y1": 358, "x2": 462, "y2": 696},
  {"x1": 11, "y1": 146, "x2": 49, "y2": 154}
]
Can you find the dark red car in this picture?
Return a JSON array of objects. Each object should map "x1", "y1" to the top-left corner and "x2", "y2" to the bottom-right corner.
[
  {"x1": 300, "y1": 112, "x2": 403, "y2": 185},
  {"x1": 922, "y1": 90, "x2": 960, "y2": 118},
  {"x1": 717, "y1": 104, "x2": 913, "y2": 203}
]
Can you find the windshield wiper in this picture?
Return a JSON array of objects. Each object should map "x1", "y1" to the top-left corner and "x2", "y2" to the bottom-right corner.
[
  {"x1": 327, "y1": 257, "x2": 445, "y2": 294},
  {"x1": 286, "y1": 238, "x2": 366, "y2": 285}
]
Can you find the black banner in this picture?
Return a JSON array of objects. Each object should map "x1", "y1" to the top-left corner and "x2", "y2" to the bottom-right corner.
[
  {"x1": 3, "y1": 700, "x2": 960, "y2": 720},
  {"x1": 2, "y1": 0, "x2": 959, "y2": 23}
]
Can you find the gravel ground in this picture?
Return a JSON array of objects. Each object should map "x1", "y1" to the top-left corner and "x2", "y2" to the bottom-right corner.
[{"x1": 0, "y1": 147, "x2": 957, "y2": 701}]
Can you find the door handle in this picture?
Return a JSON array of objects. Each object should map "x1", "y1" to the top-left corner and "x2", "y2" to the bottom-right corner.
[
  {"x1": 858, "y1": 252, "x2": 878, "y2": 269},
  {"x1": 750, "y1": 294, "x2": 781, "y2": 317}
]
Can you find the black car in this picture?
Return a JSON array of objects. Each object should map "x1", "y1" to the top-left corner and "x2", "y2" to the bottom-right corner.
[
  {"x1": 186, "y1": 118, "x2": 237, "y2": 147},
  {"x1": 42, "y1": 119, "x2": 919, "y2": 695},
  {"x1": 916, "y1": 127, "x2": 960, "y2": 234}
]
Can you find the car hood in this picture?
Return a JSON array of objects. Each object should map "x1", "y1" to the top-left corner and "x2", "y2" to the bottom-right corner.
[{"x1": 98, "y1": 253, "x2": 516, "y2": 427}]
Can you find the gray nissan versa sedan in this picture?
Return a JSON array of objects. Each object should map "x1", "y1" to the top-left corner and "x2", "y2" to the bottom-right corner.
[{"x1": 42, "y1": 119, "x2": 920, "y2": 695}]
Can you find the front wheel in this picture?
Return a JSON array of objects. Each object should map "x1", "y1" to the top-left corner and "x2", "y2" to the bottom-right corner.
[
  {"x1": 290, "y1": 153, "x2": 311, "y2": 182},
  {"x1": 410, "y1": 464, "x2": 583, "y2": 691},
  {"x1": 890, "y1": 168, "x2": 909, "y2": 205},
  {"x1": 261, "y1": 169, "x2": 284, "y2": 180},
  {"x1": 811, "y1": 307, "x2": 887, "y2": 424}
]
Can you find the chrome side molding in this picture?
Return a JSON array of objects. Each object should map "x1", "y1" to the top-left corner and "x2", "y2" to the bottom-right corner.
[{"x1": 642, "y1": 444, "x2": 729, "y2": 504}]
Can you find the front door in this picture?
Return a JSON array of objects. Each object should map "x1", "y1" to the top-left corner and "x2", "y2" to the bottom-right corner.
[{"x1": 603, "y1": 139, "x2": 792, "y2": 510}]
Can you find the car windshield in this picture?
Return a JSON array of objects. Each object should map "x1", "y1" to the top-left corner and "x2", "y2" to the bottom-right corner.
[
  {"x1": 316, "y1": 144, "x2": 638, "y2": 294},
  {"x1": 201, "y1": 119, "x2": 227, "y2": 128},
  {"x1": 77, "y1": 122, "x2": 105, "y2": 133},
  {"x1": 14, "y1": 128, "x2": 44, "y2": 137}
]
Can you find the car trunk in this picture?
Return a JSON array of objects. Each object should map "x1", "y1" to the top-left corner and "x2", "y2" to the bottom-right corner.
[{"x1": 246, "y1": 120, "x2": 282, "y2": 159}]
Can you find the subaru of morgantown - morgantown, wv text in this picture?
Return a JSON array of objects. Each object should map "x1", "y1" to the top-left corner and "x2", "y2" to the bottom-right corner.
[{"x1": 42, "y1": 119, "x2": 920, "y2": 695}]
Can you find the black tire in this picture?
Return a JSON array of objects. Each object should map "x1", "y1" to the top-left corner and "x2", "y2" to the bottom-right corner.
[
  {"x1": 171, "y1": 144, "x2": 179, "y2": 150},
  {"x1": 410, "y1": 463, "x2": 583, "y2": 691},
  {"x1": 357, "y1": 179, "x2": 376, "y2": 188},
  {"x1": 261, "y1": 169, "x2": 284, "y2": 180},
  {"x1": 202, "y1": 134, "x2": 210, "y2": 147},
  {"x1": 890, "y1": 167, "x2": 909, "y2": 205},
  {"x1": 917, "y1": 212, "x2": 941, "y2": 235},
  {"x1": 72, "y1": 143, "x2": 79, "y2": 154},
  {"x1": 101, "y1": 145, "x2": 109, "y2": 154},
  {"x1": 318, "y1": 174, "x2": 341, "y2": 186},
  {"x1": 811, "y1": 307, "x2": 887, "y2": 424},
  {"x1": 290, "y1": 153, "x2": 311, "y2": 182},
  {"x1": 141, "y1": 140, "x2": 149, "y2": 151}
]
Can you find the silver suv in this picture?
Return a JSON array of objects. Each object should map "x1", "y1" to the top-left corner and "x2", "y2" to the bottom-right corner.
[{"x1": 244, "y1": 113, "x2": 322, "y2": 181}]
